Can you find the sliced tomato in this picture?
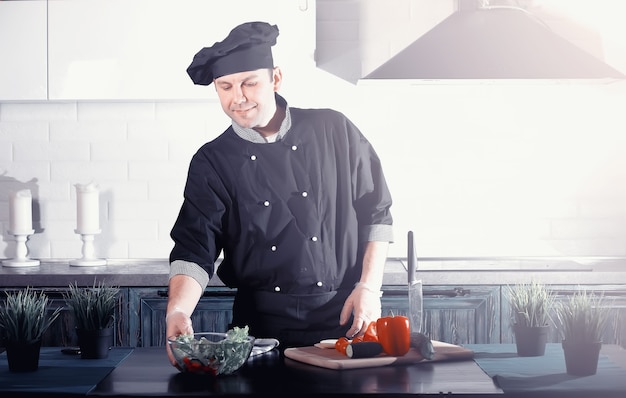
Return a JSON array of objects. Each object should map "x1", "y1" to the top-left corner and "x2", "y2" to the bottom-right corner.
[
  {"x1": 351, "y1": 335, "x2": 364, "y2": 344},
  {"x1": 335, "y1": 337, "x2": 350, "y2": 355}
]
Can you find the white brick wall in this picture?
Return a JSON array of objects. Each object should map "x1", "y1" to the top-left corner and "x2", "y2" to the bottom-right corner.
[
  {"x1": 0, "y1": 100, "x2": 226, "y2": 260},
  {"x1": 2, "y1": 81, "x2": 626, "y2": 261},
  {"x1": 1, "y1": 0, "x2": 626, "y2": 261}
]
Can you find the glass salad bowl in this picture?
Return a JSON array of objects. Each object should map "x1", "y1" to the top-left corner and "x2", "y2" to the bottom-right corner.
[{"x1": 168, "y1": 328, "x2": 255, "y2": 375}]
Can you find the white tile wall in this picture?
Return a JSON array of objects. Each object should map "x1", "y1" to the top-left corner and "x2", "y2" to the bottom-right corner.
[
  {"x1": 1, "y1": 0, "x2": 626, "y2": 262},
  {"x1": 2, "y1": 83, "x2": 626, "y2": 261},
  {"x1": 0, "y1": 100, "x2": 226, "y2": 260}
]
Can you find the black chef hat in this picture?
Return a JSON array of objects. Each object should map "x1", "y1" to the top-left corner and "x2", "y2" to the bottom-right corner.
[{"x1": 187, "y1": 21, "x2": 279, "y2": 86}]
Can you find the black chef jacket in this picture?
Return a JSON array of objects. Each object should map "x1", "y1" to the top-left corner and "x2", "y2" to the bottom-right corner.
[{"x1": 170, "y1": 96, "x2": 393, "y2": 346}]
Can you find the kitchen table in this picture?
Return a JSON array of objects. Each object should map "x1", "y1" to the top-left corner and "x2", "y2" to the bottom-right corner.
[
  {"x1": 4, "y1": 344, "x2": 626, "y2": 397},
  {"x1": 87, "y1": 346, "x2": 500, "y2": 397},
  {"x1": 89, "y1": 343, "x2": 626, "y2": 397}
]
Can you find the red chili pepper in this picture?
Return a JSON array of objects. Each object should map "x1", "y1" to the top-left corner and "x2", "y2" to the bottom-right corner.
[{"x1": 376, "y1": 314, "x2": 410, "y2": 356}]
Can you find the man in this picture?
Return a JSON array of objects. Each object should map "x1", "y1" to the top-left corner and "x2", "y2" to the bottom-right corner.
[{"x1": 166, "y1": 21, "x2": 393, "y2": 366}]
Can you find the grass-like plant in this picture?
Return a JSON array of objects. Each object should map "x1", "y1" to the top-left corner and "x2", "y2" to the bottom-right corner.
[
  {"x1": 556, "y1": 289, "x2": 611, "y2": 343},
  {"x1": 0, "y1": 287, "x2": 62, "y2": 343},
  {"x1": 505, "y1": 281, "x2": 555, "y2": 327},
  {"x1": 64, "y1": 280, "x2": 120, "y2": 330}
]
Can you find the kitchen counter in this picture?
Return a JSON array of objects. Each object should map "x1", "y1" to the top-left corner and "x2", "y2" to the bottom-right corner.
[
  {"x1": 94, "y1": 346, "x2": 502, "y2": 397},
  {"x1": 3, "y1": 344, "x2": 626, "y2": 397},
  {"x1": 1, "y1": 257, "x2": 626, "y2": 287},
  {"x1": 90, "y1": 344, "x2": 626, "y2": 397}
]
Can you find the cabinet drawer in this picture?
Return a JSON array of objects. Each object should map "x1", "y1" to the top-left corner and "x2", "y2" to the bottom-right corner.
[{"x1": 129, "y1": 287, "x2": 235, "y2": 347}]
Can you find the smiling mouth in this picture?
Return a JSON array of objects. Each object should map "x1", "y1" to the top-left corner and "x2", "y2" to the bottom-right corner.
[
  {"x1": 232, "y1": 102, "x2": 256, "y2": 112},
  {"x1": 233, "y1": 107, "x2": 254, "y2": 116}
]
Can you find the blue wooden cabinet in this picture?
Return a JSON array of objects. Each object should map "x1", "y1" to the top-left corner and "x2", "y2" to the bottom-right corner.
[
  {"x1": 127, "y1": 284, "x2": 501, "y2": 347},
  {"x1": 4, "y1": 284, "x2": 622, "y2": 348},
  {"x1": 128, "y1": 287, "x2": 236, "y2": 347},
  {"x1": 382, "y1": 285, "x2": 501, "y2": 344}
]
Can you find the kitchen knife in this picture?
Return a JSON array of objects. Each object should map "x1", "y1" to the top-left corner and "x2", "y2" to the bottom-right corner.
[
  {"x1": 407, "y1": 230, "x2": 422, "y2": 334},
  {"x1": 408, "y1": 231, "x2": 434, "y2": 359}
]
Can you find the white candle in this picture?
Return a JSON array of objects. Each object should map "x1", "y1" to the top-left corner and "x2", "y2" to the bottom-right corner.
[
  {"x1": 9, "y1": 189, "x2": 33, "y2": 234},
  {"x1": 75, "y1": 182, "x2": 100, "y2": 233}
]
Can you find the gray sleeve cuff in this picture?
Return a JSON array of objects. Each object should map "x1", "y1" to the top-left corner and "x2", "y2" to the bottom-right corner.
[
  {"x1": 169, "y1": 260, "x2": 210, "y2": 290},
  {"x1": 361, "y1": 224, "x2": 394, "y2": 243}
]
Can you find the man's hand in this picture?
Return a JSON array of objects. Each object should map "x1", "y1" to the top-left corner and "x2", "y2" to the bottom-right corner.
[
  {"x1": 165, "y1": 307, "x2": 194, "y2": 368},
  {"x1": 165, "y1": 274, "x2": 203, "y2": 368},
  {"x1": 339, "y1": 282, "x2": 382, "y2": 338}
]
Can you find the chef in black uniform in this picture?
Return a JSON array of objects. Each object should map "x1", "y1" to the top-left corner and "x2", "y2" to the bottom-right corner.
[{"x1": 166, "y1": 21, "x2": 393, "y2": 366}]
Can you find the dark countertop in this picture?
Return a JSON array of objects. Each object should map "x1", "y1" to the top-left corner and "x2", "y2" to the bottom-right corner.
[
  {"x1": 90, "y1": 343, "x2": 626, "y2": 397},
  {"x1": 0, "y1": 258, "x2": 407, "y2": 288},
  {"x1": 1, "y1": 257, "x2": 625, "y2": 288},
  {"x1": 4, "y1": 344, "x2": 626, "y2": 397},
  {"x1": 0, "y1": 259, "x2": 175, "y2": 288},
  {"x1": 88, "y1": 346, "x2": 502, "y2": 397}
]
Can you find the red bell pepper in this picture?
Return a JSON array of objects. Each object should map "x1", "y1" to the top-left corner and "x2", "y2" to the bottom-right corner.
[
  {"x1": 376, "y1": 314, "x2": 411, "y2": 356},
  {"x1": 363, "y1": 321, "x2": 378, "y2": 342}
]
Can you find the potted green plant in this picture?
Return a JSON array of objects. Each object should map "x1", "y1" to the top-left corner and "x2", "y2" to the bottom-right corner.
[
  {"x1": 556, "y1": 289, "x2": 611, "y2": 376},
  {"x1": 505, "y1": 280, "x2": 555, "y2": 356},
  {"x1": 0, "y1": 287, "x2": 61, "y2": 372},
  {"x1": 63, "y1": 280, "x2": 120, "y2": 359}
]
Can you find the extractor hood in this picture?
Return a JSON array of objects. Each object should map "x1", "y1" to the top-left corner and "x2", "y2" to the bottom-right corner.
[{"x1": 364, "y1": 7, "x2": 625, "y2": 80}]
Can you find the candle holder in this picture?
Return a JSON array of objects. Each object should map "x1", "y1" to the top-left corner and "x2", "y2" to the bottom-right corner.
[
  {"x1": 2, "y1": 230, "x2": 40, "y2": 267},
  {"x1": 70, "y1": 229, "x2": 107, "y2": 267}
]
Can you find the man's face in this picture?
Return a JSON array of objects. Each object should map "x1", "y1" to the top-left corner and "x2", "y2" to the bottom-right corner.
[{"x1": 214, "y1": 68, "x2": 282, "y2": 131}]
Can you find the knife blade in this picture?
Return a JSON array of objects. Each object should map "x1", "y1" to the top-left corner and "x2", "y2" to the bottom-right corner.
[
  {"x1": 407, "y1": 231, "x2": 434, "y2": 359},
  {"x1": 407, "y1": 230, "x2": 422, "y2": 334}
]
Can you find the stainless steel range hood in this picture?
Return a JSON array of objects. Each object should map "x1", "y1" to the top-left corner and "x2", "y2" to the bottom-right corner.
[{"x1": 364, "y1": 7, "x2": 625, "y2": 80}]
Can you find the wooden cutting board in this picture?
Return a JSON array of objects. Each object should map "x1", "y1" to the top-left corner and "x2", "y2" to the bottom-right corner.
[{"x1": 284, "y1": 340, "x2": 474, "y2": 370}]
